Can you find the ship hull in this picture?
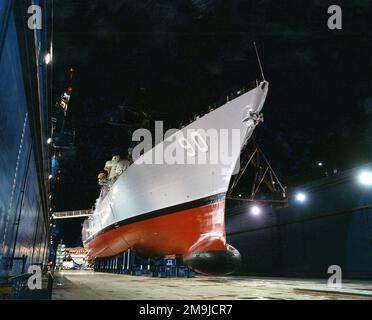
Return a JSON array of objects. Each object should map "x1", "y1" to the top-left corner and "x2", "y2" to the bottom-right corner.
[
  {"x1": 86, "y1": 193, "x2": 243, "y2": 274},
  {"x1": 83, "y1": 81, "x2": 269, "y2": 275}
]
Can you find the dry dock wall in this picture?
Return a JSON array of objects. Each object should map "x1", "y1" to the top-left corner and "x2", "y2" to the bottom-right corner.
[
  {"x1": 226, "y1": 164, "x2": 372, "y2": 279},
  {"x1": 0, "y1": 0, "x2": 50, "y2": 276}
]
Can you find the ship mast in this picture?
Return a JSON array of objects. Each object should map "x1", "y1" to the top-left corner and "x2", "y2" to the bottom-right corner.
[{"x1": 254, "y1": 42, "x2": 265, "y2": 81}]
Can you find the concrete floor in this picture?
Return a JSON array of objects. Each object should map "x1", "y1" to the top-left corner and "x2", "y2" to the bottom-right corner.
[{"x1": 51, "y1": 270, "x2": 372, "y2": 300}]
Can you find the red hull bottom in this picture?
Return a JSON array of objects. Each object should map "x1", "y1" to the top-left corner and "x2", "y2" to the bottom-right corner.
[{"x1": 85, "y1": 200, "x2": 241, "y2": 275}]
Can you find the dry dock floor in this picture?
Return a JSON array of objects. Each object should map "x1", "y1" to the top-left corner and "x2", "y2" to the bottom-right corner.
[{"x1": 52, "y1": 270, "x2": 372, "y2": 300}]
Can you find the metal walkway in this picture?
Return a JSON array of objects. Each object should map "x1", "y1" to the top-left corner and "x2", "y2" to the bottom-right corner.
[{"x1": 52, "y1": 210, "x2": 92, "y2": 220}]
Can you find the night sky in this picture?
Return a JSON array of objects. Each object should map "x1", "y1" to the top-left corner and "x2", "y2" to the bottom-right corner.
[{"x1": 51, "y1": 0, "x2": 372, "y2": 246}]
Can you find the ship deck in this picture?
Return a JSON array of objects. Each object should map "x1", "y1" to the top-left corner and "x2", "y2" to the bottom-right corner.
[{"x1": 52, "y1": 270, "x2": 372, "y2": 300}]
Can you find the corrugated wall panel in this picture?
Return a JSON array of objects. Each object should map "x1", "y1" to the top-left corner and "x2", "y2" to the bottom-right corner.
[{"x1": 0, "y1": 5, "x2": 49, "y2": 276}]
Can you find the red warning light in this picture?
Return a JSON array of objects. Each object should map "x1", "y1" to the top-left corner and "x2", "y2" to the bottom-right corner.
[
  {"x1": 67, "y1": 86, "x2": 73, "y2": 93},
  {"x1": 70, "y1": 67, "x2": 75, "y2": 79}
]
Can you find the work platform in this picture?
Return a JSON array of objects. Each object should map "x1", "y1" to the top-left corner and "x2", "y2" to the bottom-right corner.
[
  {"x1": 52, "y1": 270, "x2": 372, "y2": 300},
  {"x1": 52, "y1": 210, "x2": 92, "y2": 219}
]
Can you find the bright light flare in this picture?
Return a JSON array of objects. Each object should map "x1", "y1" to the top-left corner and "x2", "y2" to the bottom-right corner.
[
  {"x1": 358, "y1": 170, "x2": 372, "y2": 186},
  {"x1": 44, "y1": 53, "x2": 52, "y2": 65},
  {"x1": 295, "y1": 192, "x2": 307, "y2": 203},
  {"x1": 250, "y1": 205, "x2": 261, "y2": 216}
]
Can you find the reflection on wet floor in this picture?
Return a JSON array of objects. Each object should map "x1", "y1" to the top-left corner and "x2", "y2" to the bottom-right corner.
[{"x1": 52, "y1": 270, "x2": 372, "y2": 300}]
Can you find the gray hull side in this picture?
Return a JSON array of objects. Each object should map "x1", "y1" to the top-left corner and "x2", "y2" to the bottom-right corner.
[{"x1": 84, "y1": 82, "x2": 269, "y2": 240}]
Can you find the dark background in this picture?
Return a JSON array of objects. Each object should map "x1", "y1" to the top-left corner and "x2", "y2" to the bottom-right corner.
[{"x1": 51, "y1": 0, "x2": 372, "y2": 246}]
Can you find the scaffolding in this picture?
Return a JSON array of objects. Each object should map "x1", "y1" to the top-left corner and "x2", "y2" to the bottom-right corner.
[
  {"x1": 227, "y1": 138, "x2": 288, "y2": 208},
  {"x1": 52, "y1": 210, "x2": 92, "y2": 220}
]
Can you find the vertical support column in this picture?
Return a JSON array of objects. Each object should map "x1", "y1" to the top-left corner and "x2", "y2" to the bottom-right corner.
[
  {"x1": 124, "y1": 251, "x2": 128, "y2": 273},
  {"x1": 116, "y1": 256, "x2": 119, "y2": 273},
  {"x1": 126, "y1": 250, "x2": 131, "y2": 271},
  {"x1": 121, "y1": 252, "x2": 125, "y2": 273}
]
